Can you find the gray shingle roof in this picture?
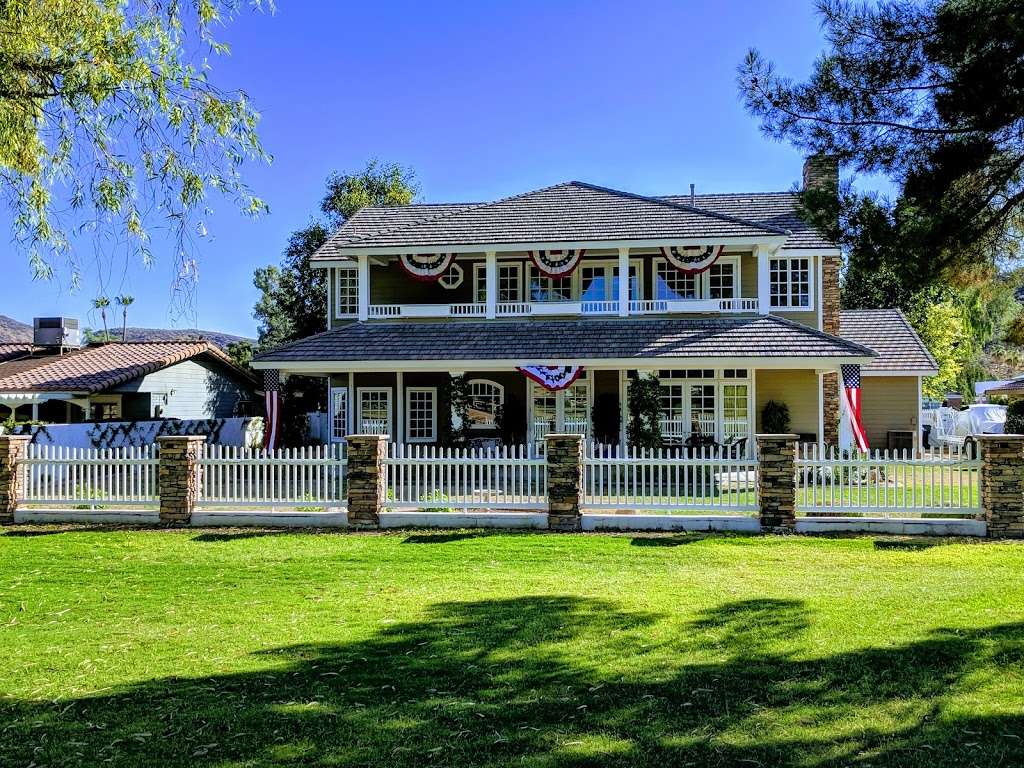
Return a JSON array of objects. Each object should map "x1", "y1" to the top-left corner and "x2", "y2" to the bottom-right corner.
[
  {"x1": 839, "y1": 309, "x2": 937, "y2": 374},
  {"x1": 313, "y1": 181, "x2": 789, "y2": 258},
  {"x1": 665, "y1": 191, "x2": 832, "y2": 250},
  {"x1": 255, "y1": 315, "x2": 875, "y2": 365}
]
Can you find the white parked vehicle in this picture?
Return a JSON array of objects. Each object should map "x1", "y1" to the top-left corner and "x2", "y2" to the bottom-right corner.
[{"x1": 927, "y1": 404, "x2": 1006, "y2": 451}]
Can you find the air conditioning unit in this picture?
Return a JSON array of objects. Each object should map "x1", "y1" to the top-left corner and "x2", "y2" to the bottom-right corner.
[{"x1": 33, "y1": 317, "x2": 81, "y2": 348}]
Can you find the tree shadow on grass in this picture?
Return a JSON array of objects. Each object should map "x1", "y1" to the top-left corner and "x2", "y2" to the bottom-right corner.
[
  {"x1": 401, "y1": 531, "x2": 501, "y2": 544},
  {"x1": 873, "y1": 537, "x2": 956, "y2": 551},
  {"x1": 190, "y1": 529, "x2": 302, "y2": 543},
  {"x1": 3, "y1": 596, "x2": 1022, "y2": 767}
]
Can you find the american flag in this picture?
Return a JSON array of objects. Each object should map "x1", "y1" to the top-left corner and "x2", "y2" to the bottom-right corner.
[
  {"x1": 841, "y1": 364, "x2": 869, "y2": 451},
  {"x1": 263, "y1": 369, "x2": 281, "y2": 450}
]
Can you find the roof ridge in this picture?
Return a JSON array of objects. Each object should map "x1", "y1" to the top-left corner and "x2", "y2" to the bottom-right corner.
[
  {"x1": 328, "y1": 181, "x2": 583, "y2": 250},
  {"x1": 661, "y1": 190, "x2": 796, "y2": 199}
]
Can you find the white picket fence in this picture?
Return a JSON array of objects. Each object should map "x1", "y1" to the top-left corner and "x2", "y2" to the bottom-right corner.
[
  {"x1": 19, "y1": 444, "x2": 159, "y2": 508},
  {"x1": 795, "y1": 444, "x2": 981, "y2": 517},
  {"x1": 383, "y1": 443, "x2": 547, "y2": 510},
  {"x1": 197, "y1": 444, "x2": 347, "y2": 509},
  {"x1": 582, "y1": 443, "x2": 759, "y2": 513}
]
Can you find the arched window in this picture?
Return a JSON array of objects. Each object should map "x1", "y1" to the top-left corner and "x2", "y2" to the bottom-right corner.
[{"x1": 466, "y1": 379, "x2": 504, "y2": 429}]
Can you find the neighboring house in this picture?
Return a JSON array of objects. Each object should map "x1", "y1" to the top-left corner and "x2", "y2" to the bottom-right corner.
[
  {"x1": 837, "y1": 309, "x2": 938, "y2": 448},
  {"x1": 252, "y1": 156, "x2": 933, "y2": 452},
  {"x1": 0, "y1": 341, "x2": 258, "y2": 423},
  {"x1": 984, "y1": 377, "x2": 1024, "y2": 402}
]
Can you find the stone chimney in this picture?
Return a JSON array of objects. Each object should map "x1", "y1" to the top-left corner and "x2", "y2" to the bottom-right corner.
[
  {"x1": 802, "y1": 154, "x2": 839, "y2": 192},
  {"x1": 803, "y1": 154, "x2": 842, "y2": 447}
]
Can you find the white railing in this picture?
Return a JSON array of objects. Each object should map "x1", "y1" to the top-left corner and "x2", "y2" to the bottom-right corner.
[
  {"x1": 384, "y1": 443, "x2": 547, "y2": 510},
  {"x1": 368, "y1": 303, "x2": 486, "y2": 319},
  {"x1": 583, "y1": 443, "x2": 758, "y2": 513},
  {"x1": 197, "y1": 444, "x2": 347, "y2": 509},
  {"x1": 795, "y1": 444, "x2": 981, "y2": 517},
  {"x1": 19, "y1": 444, "x2": 159, "y2": 508},
  {"x1": 369, "y1": 298, "x2": 760, "y2": 320}
]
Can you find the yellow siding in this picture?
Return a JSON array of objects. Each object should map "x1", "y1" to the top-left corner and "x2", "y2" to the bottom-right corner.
[
  {"x1": 861, "y1": 376, "x2": 919, "y2": 449},
  {"x1": 756, "y1": 369, "x2": 820, "y2": 437}
]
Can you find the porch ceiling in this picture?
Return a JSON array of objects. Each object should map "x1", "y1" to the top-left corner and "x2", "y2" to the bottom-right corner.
[{"x1": 253, "y1": 315, "x2": 876, "y2": 369}]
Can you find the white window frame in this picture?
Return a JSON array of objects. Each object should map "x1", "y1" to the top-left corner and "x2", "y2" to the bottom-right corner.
[
  {"x1": 656, "y1": 369, "x2": 752, "y2": 445},
  {"x1": 329, "y1": 387, "x2": 349, "y2": 443},
  {"x1": 438, "y1": 263, "x2": 464, "y2": 290},
  {"x1": 405, "y1": 387, "x2": 437, "y2": 443},
  {"x1": 769, "y1": 256, "x2": 813, "y2": 309},
  {"x1": 526, "y1": 264, "x2": 574, "y2": 303},
  {"x1": 335, "y1": 266, "x2": 359, "y2": 319},
  {"x1": 653, "y1": 255, "x2": 741, "y2": 301},
  {"x1": 473, "y1": 262, "x2": 522, "y2": 304},
  {"x1": 357, "y1": 387, "x2": 392, "y2": 437},
  {"x1": 466, "y1": 378, "x2": 505, "y2": 430},
  {"x1": 578, "y1": 259, "x2": 644, "y2": 303}
]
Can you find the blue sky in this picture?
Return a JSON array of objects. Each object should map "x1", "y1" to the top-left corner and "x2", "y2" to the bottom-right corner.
[{"x1": 5, "y1": 0, "x2": 845, "y2": 338}]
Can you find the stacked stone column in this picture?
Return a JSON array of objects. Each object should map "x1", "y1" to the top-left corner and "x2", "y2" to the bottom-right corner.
[
  {"x1": 979, "y1": 435, "x2": 1024, "y2": 539},
  {"x1": 346, "y1": 434, "x2": 387, "y2": 527},
  {"x1": 156, "y1": 435, "x2": 206, "y2": 524},
  {"x1": 756, "y1": 434, "x2": 798, "y2": 530},
  {"x1": 821, "y1": 254, "x2": 842, "y2": 447},
  {"x1": 0, "y1": 435, "x2": 32, "y2": 524},
  {"x1": 546, "y1": 433, "x2": 584, "y2": 531}
]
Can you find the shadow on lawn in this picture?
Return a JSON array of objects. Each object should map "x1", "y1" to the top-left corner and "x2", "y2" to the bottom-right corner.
[{"x1": 3, "y1": 596, "x2": 1023, "y2": 767}]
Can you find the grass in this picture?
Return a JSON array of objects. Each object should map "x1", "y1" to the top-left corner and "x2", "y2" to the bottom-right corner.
[{"x1": 1, "y1": 527, "x2": 1023, "y2": 767}]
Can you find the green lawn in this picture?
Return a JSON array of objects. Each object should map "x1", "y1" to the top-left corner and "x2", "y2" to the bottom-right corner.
[{"x1": 2, "y1": 527, "x2": 1023, "y2": 767}]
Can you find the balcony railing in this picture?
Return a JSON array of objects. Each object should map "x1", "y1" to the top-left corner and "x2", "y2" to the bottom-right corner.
[{"x1": 367, "y1": 297, "x2": 758, "y2": 320}]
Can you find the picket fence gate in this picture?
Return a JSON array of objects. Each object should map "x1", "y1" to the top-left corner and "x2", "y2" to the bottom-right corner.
[
  {"x1": 197, "y1": 444, "x2": 347, "y2": 508},
  {"x1": 19, "y1": 444, "x2": 160, "y2": 507},
  {"x1": 383, "y1": 443, "x2": 547, "y2": 510},
  {"x1": 795, "y1": 443, "x2": 981, "y2": 517}
]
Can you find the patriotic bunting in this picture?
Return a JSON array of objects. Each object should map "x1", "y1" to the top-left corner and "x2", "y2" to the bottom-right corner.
[
  {"x1": 529, "y1": 249, "x2": 585, "y2": 278},
  {"x1": 841, "y1": 364, "x2": 870, "y2": 451},
  {"x1": 660, "y1": 244, "x2": 725, "y2": 275},
  {"x1": 262, "y1": 369, "x2": 282, "y2": 450},
  {"x1": 518, "y1": 365, "x2": 584, "y2": 392},
  {"x1": 398, "y1": 252, "x2": 457, "y2": 281}
]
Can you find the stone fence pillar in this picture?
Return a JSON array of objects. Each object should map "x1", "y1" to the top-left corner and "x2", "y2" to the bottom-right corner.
[
  {"x1": 156, "y1": 435, "x2": 206, "y2": 525},
  {"x1": 346, "y1": 434, "x2": 387, "y2": 528},
  {"x1": 0, "y1": 435, "x2": 31, "y2": 524},
  {"x1": 756, "y1": 434, "x2": 799, "y2": 531},
  {"x1": 978, "y1": 435, "x2": 1024, "y2": 539},
  {"x1": 546, "y1": 433, "x2": 584, "y2": 532}
]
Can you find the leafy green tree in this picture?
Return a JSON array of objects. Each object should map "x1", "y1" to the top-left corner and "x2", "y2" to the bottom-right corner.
[
  {"x1": 0, "y1": 0, "x2": 269, "y2": 291},
  {"x1": 91, "y1": 295, "x2": 110, "y2": 341},
  {"x1": 627, "y1": 373, "x2": 662, "y2": 449},
  {"x1": 115, "y1": 295, "x2": 134, "y2": 342},
  {"x1": 741, "y1": 0, "x2": 1024, "y2": 286},
  {"x1": 226, "y1": 340, "x2": 254, "y2": 369}
]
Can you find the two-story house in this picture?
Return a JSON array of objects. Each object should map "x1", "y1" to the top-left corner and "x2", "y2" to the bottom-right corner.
[{"x1": 252, "y1": 157, "x2": 936, "y2": 453}]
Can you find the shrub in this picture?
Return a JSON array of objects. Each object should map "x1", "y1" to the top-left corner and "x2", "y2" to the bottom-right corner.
[
  {"x1": 1006, "y1": 400, "x2": 1024, "y2": 434},
  {"x1": 761, "y1": 400, "x2": 791, "y2": 434}
]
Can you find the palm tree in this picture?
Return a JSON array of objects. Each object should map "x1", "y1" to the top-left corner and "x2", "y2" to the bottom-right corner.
[
  {"x1": 116, "y1": 295, "x2": 134, "y2": 342},
  {"x1": 92, "y1": 296, "x2": 110, "y2": 341}
]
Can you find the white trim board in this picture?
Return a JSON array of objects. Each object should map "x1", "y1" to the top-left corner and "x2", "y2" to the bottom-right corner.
[{"x1": 252, "y1": 357, "x2": 868, "y2": 372}]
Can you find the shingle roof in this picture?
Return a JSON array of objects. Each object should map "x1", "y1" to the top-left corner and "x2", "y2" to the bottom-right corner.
[
  {"x1": 839, "y1": 309, "x2": 937, "y2": 374},
  {"x1": 0, "y1": 344, "x2": 34, "y2": 364},
  {"x1": 665, "y1": 191, "x2": 831, "y2": 250},
  {"x1": 986, "y1": 378, "x2": 1024, "y2": 395},
  {"x1": 255, "y1": 315, "x2": 875, "y2": 364},
  {"x1": 313, "y1": 181, "x2": 789, "y2": 258},
  {"x1": 0, "y1": 341, "x2": 252, "y2": 394}
]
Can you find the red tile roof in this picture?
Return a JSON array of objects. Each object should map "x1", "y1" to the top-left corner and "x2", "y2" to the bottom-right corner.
[{"x1": 0, "y1": 341, "x2": 250, "y2": 394}]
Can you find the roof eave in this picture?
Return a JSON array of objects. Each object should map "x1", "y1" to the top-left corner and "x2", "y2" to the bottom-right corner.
[{"x1": 327, "y1": 234, "x2": 789, "y2": 258}]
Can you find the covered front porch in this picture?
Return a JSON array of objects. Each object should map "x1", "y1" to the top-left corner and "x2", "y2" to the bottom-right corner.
[{"x1": 314, "y1": 365, "x2": 829, "y2": 457}]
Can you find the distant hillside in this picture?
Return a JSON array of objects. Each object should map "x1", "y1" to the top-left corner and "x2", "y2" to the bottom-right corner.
[
  {"x1": 0, "y1": 315, "x2": 31, "y2": 343},
  {"x1": 87, "y1": 327, "x2": 253, "y2": 349}
]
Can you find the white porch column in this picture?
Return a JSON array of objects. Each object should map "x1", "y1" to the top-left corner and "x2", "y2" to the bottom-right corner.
[
  {"x1": 357, "y1": 255, "x2": 370, "y2": 321},
  {"x1": 617, "y1": 247, "x2": 630, "y2": 316},
  {"x1": 395, "y1": 371, "x2": 404, "y2": 444},
  {"x1": 347, "y1": 372, "x2": 355, "y2": 436},
  {"x1": 485, "y1": 251, "x2": 497, "y2": 319},
  {"x1": 31, "y1": 402, "x2": 39, "y2": 421},
  {"x1": 756, "y1": 245, "x2": 771, "y2": 315}
]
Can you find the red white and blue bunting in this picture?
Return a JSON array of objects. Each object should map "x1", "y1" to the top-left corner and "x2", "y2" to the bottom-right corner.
[
  {"x1": 398, "y1": 252, "x2": 457, "y2": 281},
  {"x1": 659, "y1": 244, "x2": 725, "y2": 275},
  {"x1": 529, "y1": 249, "x2": 586, "y2": 278},
  {"x1": 518, "y1": 365, "x2": 584, "y2": 392}
]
